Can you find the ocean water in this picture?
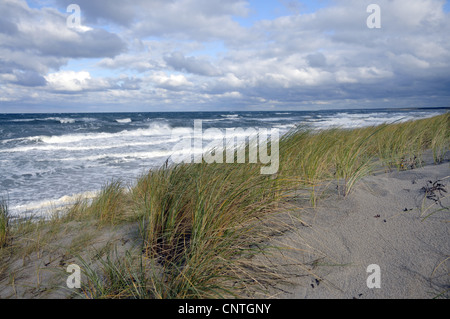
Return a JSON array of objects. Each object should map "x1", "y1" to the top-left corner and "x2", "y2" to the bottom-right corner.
[{"x1": 0, "y1": 108, "x2": 447, "y2": 218}]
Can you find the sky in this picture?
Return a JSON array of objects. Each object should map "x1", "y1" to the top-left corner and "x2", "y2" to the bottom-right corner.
[{"x1": 0, "y1": 0, "x2": 449, "y2": 113}]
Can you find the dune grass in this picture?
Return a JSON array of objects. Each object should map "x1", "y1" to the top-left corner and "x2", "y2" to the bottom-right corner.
[
  {"x1": 0, "y1": 200, "x2": 10, "y2": 248},
  {"x1": 128, "y1": 159, "x2": 286, "y2": 298},
  {"x1": 60, "y1": 181, "x2": 129, "y2": 225},
  {"x1": 76, "y1": 248, "x2": 154, "y2": 299},
  {"x1": 369, "y1": 115, "x2": 449, "y2": 170},
  {"x1": 1, "y1": 113, "x2": 448, "y2": 299},
  {"x1": 279, "y1": 128, "x2": 336, "y2": 205}
]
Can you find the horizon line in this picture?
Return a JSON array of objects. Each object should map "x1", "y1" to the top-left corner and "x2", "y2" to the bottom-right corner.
[{"x1": 1, "y1": 106, "x2": 449, "y2": 115}]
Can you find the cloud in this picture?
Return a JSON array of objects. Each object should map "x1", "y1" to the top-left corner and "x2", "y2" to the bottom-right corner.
[
  {"x1": 149, "y1": 72, "x2": 193, "y2": 91},
  {"x1": 0, "y1": 0, "x2": 125, "y2": 88},
  {"x1": 35, "y1": 29, "x2": 126, "y2": 59},
  {"x1": 53, "y1": 0, "x2": 250, "y2": 41},
  {"x1": 306, "y1": 53, "x2": 327, "y2": 68},
  {"x1": 98, "y1": 53, "x2": 160, "y2": 73},
  {"x1": 164, "y1": 52, "x2": 221, "y2": 76},
  {"x1": 13, "y1": 70, "x2": 48, "y2": 87},
  {"x1": 45, "y1": 70, "x2": 94, "y2": 92},
  {"x1": 43, "y1": 70, "x2": 144, "y2": 94}
]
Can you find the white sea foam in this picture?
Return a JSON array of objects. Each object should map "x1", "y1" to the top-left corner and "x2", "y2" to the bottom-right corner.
[
  {"x1": 7, "y1": 117, "x2": 96, "y2": 124},
  {"x1": 55, "y1": 148, "x2": 197, "y2": 163},
  {"x1": 44, "y1": 117, "x2": 76, "y2": 124},
  {"x1": 307, "y1": 112, "x2": 442, "y2": 129},
  {"x1": 116, "y1": 118, "x2": 132, "y2": 123},
  {"x1": 221, "y1": 114, "x2": 240, "y2": 119},
  {"x1": 273, "y1": 124, "x2": 296, "y2": 130},
  {"x1": 35, "y1": 122, "x2": 176, "y2": 144},
  {"x1": 9, "y1": 118, "x2": 36, "y2": 122},
  {"x1": 255, "y1": 117, "x2": 290, "y2": 122},
  {"x1": 0, "y1": 138, "x2": 182, "y2": 153},
  {"x1": 10, "y1": 191, "x2": 99, "y2": 218}
]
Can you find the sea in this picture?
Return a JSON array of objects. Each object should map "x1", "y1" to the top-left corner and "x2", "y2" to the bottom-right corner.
[{"x1": 0, "y1": 108, "x2": 448, "y2": 218}]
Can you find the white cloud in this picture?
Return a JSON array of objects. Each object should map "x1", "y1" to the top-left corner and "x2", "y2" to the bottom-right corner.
[
  {"x1": 149, "y1": 72, "x2": 193, "y2": 90},
  {"x1": 0, "y1": 0, "x2": 125, "y2": 83},
  {"x1": 45, "y1": 70, "x2": 92, "y2": 92}
]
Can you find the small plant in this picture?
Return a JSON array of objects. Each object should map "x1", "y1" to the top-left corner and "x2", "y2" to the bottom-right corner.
[
  {"x1": 420, "y1": 178, "x2": 449, "y2": 221},
  {"x1": 0, "y1": 200, "x2": 10, "y2": 248},
  {"x1": 331, "y1": 127, "x2": 379, "y2": 197},
  {"x1": 77, "y1": 248, "x2": 153, "y2": 299},
  {"x1": 421, "y1": 180, "x2": 448, "y2": 207},
  {"x1": 87, "y1": 180, "x2": 127, "y2": 225},
  {"x1": 399, "y1": 155, "x2": 419, "y2": 170}
]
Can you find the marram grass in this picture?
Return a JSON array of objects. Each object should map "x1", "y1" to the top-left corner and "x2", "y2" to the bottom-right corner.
[
  {"x1": 0, "y1": 200, "x2": 10, "y2": 248},
  {"x1": 130, "y1": 159, "x2": 286, "y2": 298}
]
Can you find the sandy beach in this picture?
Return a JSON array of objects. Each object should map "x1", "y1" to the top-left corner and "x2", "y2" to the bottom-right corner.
[{"x1": 261, "y1": 162, "x2": 449, "y2": 299}]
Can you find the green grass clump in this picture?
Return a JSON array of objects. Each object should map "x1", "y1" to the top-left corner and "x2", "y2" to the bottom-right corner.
[
  {"x1": 131, "y1": 157, "x2": 284, "y2": 298},
  {"x1": 77, "y1": 249, "x2": 154, "y2": 299},
  {"x1": 0, "y1": 200, "x2": 10, "y2": 248},
  {"x1": 62, "y1": 181, "x2": 130, "y2": 226},
  {"x1": 88, "y1": 181, "x2": 128, "y2": 225},
  {"x1": 369, "y1": 114, "x2": 449, "y2": 170},
  {"x1": 279, "y1": 128, "x2": 336, "y2": 205},
  {"x1": 331, "y1": 128, "x2": 375, "y2": 197},
  {"x1": 427, "y1": 114, "x2": 450, "y2": 163},
  {"x1": 282, "y1": 114, "x2": 449, "y2": 197}
]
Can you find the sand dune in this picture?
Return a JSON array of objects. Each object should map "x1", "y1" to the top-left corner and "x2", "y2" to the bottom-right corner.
[{"x1": 263, "y1": 162, "x2": 449, "y2": 299}]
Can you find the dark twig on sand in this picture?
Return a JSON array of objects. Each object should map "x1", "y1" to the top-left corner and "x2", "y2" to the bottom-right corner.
[{"x1": 421, "y1": 180, "x2": 448, "y2": 209}]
